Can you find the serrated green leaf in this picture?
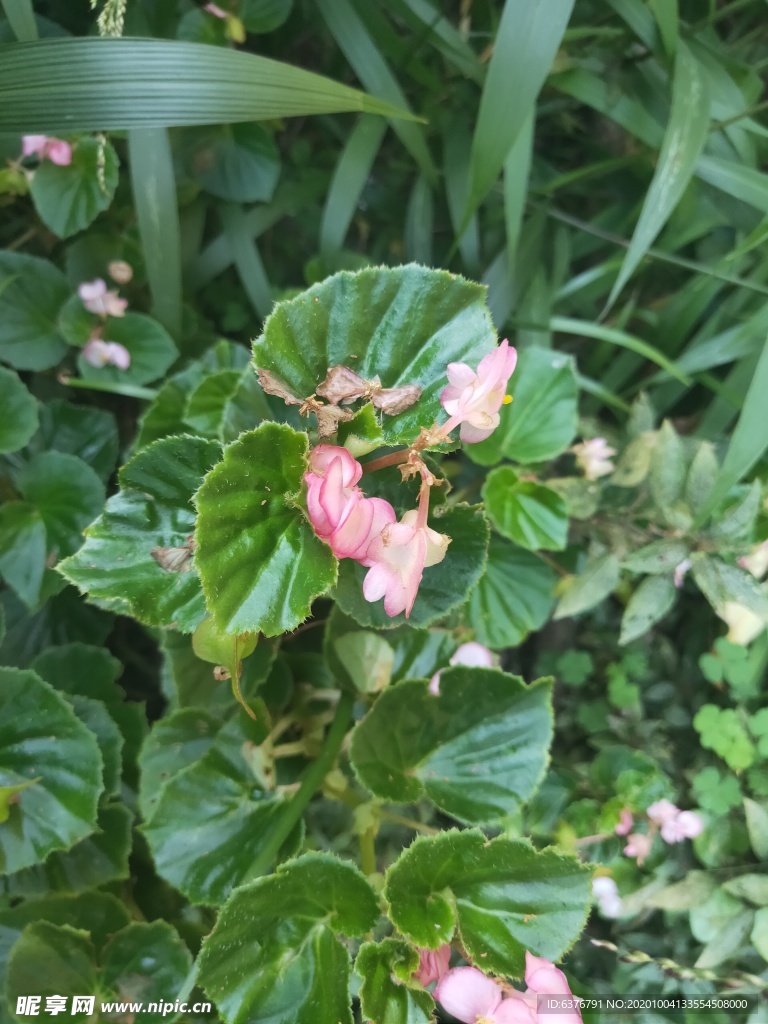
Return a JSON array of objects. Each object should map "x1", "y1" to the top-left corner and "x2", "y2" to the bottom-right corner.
[
  {"x1": 384, "y1": 830, "x2": 591, "y2": 976},
  {"x1": 19, "y1": 452, "x2": 105, "y2": 561},
  {"x1": 0, "y1": 667, "x2": 102, "y2": 874},
  {"x1": 194, "y1": 424, "x2": 337, "y2": 636},
  {"x1": 30, "y1": 136, "x2": 119, "y2": 239},
  {"x1": 76, "y1": 312, "x2": 178, "y2": 387},
  {"x1": 482, "y1": 466, "x2": 568, "y2": 551},
  {"x1": 197, "y1": 853, "x2": 380, "y2": 1024},
  {"x1": 6, "y1": 924, "x2": 97, "y2": 1020},
  {"x1": 555, "y1": 554, "x2": 620, "y2": 620},
  {"x1": 467, "y1": 537, "x2": 556, "y2": 648},
  {"x1": 620, "y1": 575, "x2": 677, "y2": 645},
  {"x1": 0, "y1": 251, "x2": 70, "y2": 370},
  {"x1": 0, "y1": 367, "x2": 37, "y2": 454},
  {"x1": 253, "y1": 265, "x2": 497, "y2": 446},
  {"x1": 0, "y1": 503, "x2": 46, "y2": 607},
  {"x1": 351, "y1": 669, "x2": 552, "y2": 824},
  {"x1": 356, "y1": 939, "x2": 434, "y2": 1024},
  {"x1": 334, "y1": 503, "x2": 488, "y2": 630},
  {"x1": 67, "y1": 696, "x2": 123, "y2": 799},
  {"x1": 59, "y1": 435, "x2": 221, "y2": 631},
  {"x1": 467, "y1": 347, "x2": 578, "y2": 467},
  {"x1": 138, "y1": 708, "x2": 222, "y2": 820},
  {"x1": 100, "y1": 922, "x2": 192, "y2": 1024},
  {"x1": 0, "y1": 586, "x2": 112, "y2": 670}
]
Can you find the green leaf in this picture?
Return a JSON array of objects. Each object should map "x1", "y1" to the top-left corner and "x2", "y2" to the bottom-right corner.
[
  {"x1": 723, "y1": 874, "x2": 768, "y2": 907},
  {"x1": 744, "y1": 798, "x2": 768, "y2": 860},
  {"x1": 356, "y1": 939, "x2": 434, "y2": 1024},
  {"x1": 100, "y1": 922, "x2": 192, "y2": 1023},
  {"x1": 160, "y1": 630, "x2": 277, "y2": 711},
  {"x1": 752, "y1": 907, "x2": 768, "y2": 961},
  {"x1": 607, "y1": 42, "x2": 710, "y2": 308},
  {"x1": 29, "y1": 136, "x2": 119, "y2": 239},
  {"x1": 691, "y1": 554, "x2": 768, "y2": 624},
  {"x1": 622, "y1": 539, "x2": 689, "y2": 574},
  {"x1": 76, "y1": 312, "x2": 179, "y2": 387},
  {"x1": 351, "y1": 669, "x2": 552, "y2": 824},
  {"x1": 23, "y1": 399, "x2": 119, "y2": 482},
  {"x1": 0, "y1": 503, "x2": 46, "y2": 607},
  {"x1": 241, "y1": 0, "x2": 292, "y2": 33},
  {"x1": 320, "y1": 115, "x2": 387, "y2": 254},
  {"x1": 619, "y1": 575, "x2": 677, "y2": 645},
  {"x1": 0, "y1": 251, "x2": 70, "y2": 370},
  {"x1": 482, "y1": 467, "x2": 568, "y2": 551},
  {"x1": 253, "y1": 265, "x2": 497, "y2": 446},
  {"x1": 6, "y1": 924, "x2": 97, "y2": 1020},
  {"x1": 138, "y1": 708, "x2": 222, "y2": 819},
  {"x1": 685, "y1": 442, "x2": 718, "y2": 518},
  {"x1": 0, "y1": 37, "x2": 416, "y2": 132},
  {"x1": 194, "y1": 424, "x2": 337, "y2": 637},
  {"x1": 334, "y1": 504, "x2": 488, "y2": 630},
  {"x1": 183, "y1": 370, "x2": 242, "y2": 437},
  {"x1": 695, "y1": 908, "x2": 753, "y2": 969},
  {"x1": 467, "y1": 348, "x2": 578, "y2": 466},
  {"x1": 68, "y1": 696, "x2": 123, "y2": 799},
  {"x1": 384, "y1": 829, "x2": 591, "y2": 976},
  {"x1": 331, "y1": 631, "x2": 395, "y2": 695},
  {"x1": 59, "y1": 435, "x2": 221, "y2": 631},
  {"x1": 465, "y1": 0, "x2": 575, "y2": 220},
  {"x1": 19, "y1": 452, "x2": 105, "y2": 561},
  {"x1": 711, "y1": 481, "x2": 762, "y2": 542},
  {"x1": 0, "y1": 367, "x2": 37, "y2": 454},
  {"x1": 142, "y1": 713, "x2": 297, "y2": 905},
  {"x1": 197, "y1": 853, "x2": 380, "y2": 1024},
  {"x1": 0, "y1": 585, "x2": 112, "y2": 670},
  {"x1": 650, "y1": 420, "x2": 686, "y2": 512},
  {"x1": 467, "y1": 537, "x2": 556, "y2": 648},
  {"x1": 0, "y1": 667, "x2": 102, "y2": 874},
  {"x1": 184, "y1": 122, "x2": 280, "y2": 203},
  {"x1": 554, "y1": 554, "x2": 620, "y2": 620}
]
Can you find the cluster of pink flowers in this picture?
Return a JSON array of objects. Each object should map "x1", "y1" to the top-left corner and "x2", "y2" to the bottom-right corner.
[
  {"x1": 21, "y1": 135, "x2": 72, "y2": 167},
  {"x1": 616, "y1": 800, "x2": 703, "y2": 865},
  {"x1": 412, "y1": 948, "x2": 582, "y2": 1023},
  {"x1": 304, "y1": 342, "x2": 517, "y2": 616},
  {"x1": 305, "y1": 445, "x2": 449, "y2": 617},
  {"x1": 78, "y1": 278, "x2": 131, "y2": 371}
]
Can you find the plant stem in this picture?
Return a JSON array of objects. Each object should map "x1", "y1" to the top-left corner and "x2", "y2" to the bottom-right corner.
[
  {"x1": 358, "y1": 827, "x2": 377, "y2": 875},
  {"x1": 249, "y1": 690, "x2": 354, "y2": 877},
  {"x1": 362, "y1": 448, "x2": 410, "y2": 474}
]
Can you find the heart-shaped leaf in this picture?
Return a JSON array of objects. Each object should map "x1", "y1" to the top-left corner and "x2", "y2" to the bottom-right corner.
[
  {"x1": 197, "y1": 853, "x2": 380, "y2": 1024},
  {"x1": 183, "y1": 369, "x2": 242, "y2": 437},
  {"x1": 384, "y1": 829, "x2": 592, "y2": 976},
  {"x1": 183, "y1": 122, "x2": 280, "y2": 203},
  {"x1": 19, "y1": 452, "x2": 106, "y2": 561},
  {"x1": 334, "y1": 504, "x2": 489, "y2": 629},
  {"x1": 467, "y1": 347, "x2": 578, "y2": 466},
  {"x1": 194, "y1": 423, "x2": 337, "y2": 637},
  {"x1": 20, "y1": 399, "x2": 119, "y2": 482},
  {"x1": 352, "y1": 669, "x2": 552, "y2": 824},
  {"x1": 0, "y1": 251, "x2": 70, "y2": 370},
  {"x1": 30, "y1": 136, "x2": 119, "y2": 239},
  {"x1": 356, "y1": 939, "x2": 434, "y2": 1024},
  {"x1": 0, "y1": 503, "x2": 46, "y2": 607},
  {"x1": 252, "y1": 264, "x2": 497, "y2": 446},
  {"x1": 0, "y1": 667, "x2": 103, "y2": 874},
  {"x1": 482, "y1": 466, "x2": 569, "y2": 550},
  {"x1": 59, "y1": 435, "x2": 222, "y2": 631},
  {"x1": 76, "y1": 312, "x2": 179, "y2": 387},
  {"x1": 466, "y1": 537, "x2": 556, "y2": 648},
  {"x1": 0, "y1": 367, "x2": 38, "y2": 454}
]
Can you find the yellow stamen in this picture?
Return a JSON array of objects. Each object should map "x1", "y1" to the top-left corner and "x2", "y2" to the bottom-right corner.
[{"x1": 502, "y1": 394, "x2": 513, "y2": 405}]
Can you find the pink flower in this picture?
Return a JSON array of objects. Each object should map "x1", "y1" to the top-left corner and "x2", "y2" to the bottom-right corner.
[
  {"x1": 660, "y1": 810, "x2": 704, "y2": 844},
  {"x1": 414, "y1": 945, "x2": 451, "y2": 987},
  {"x1": 203, "y1": 1, "x2": 228, "y2": 15},
  {"x1": 525, "y1": 952, "x2": 583, "y2": 1023},
  {"x1": 78, "y1": 279, "x2": 128, "y2": 318},
  {"x1": 623, "y1": 832, "x2": 652, "y2": 864},
  {"x1": 363, "y1": 501, "x2": 450, "y2": 618},
  {"x1": 22, "y1": 134, "x2": 72, "y2": 166},
  {"x1": 304, "y1": 445, "x2": 395, "y2": 563},
  {"x1": 81, "y1": 338, "x2": 131, "y2": 370},
  {"x1": 429, "y1": 641, "x2": 495, "y2": 695},
  {"x1": 592, "y1": 876, "x2": 622, "y2": 919},
  {"x1": 571, "y1": 437, "x2": 616, "y2": 481},
  {"x1": 614, "y1": 808, "x2": 633, "y2": 836},
  {"x1": 646, "y1": 799, "x2": 679, "y2": 825},
  {"x1": 440, "y1": 339, "x2": 518, "y2": 443},
  {"x1": 434, "y1": 967, "x2": 536, "y2": 1024}
]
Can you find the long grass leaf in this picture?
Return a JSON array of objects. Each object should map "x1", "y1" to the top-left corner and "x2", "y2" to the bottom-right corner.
[
  {"x1": 389, "y1": 0, "x2": 483, "y2": 84},
  {"x1": 444, "y1": 126, "x2": 480, "y2": 274},
  {"x1": 696, "y1": 155, "x2": 768, "y2": 213},
  {"x1": 0, "y1": 37, "x2": 416, "y2": 132},
  {"x1": 606, "y1": 42, "x2": 710, "y2": 310},
  {"x1": 320, "y1": 115, "x2": 387, "y2": 255},
  {"x1": 314, "y1": 0, "x2": 436, "y2": 182},
  {"x1": 127, "y1": 128, "x2": 183, "y2": 338},
  {"x1": 504, "y1": 112, "x2": 534, "y2": 269},
  {"x1": 404, "y1": 174, "x2": 433, "y2": 265},
  {"x1": 1, "y1": 0, "x2": 37, "y2": 41},
  {"x1": 219, "y1": 204, "x2": 273, "y2": 320},
  {"x1": 464, "y1": 0, "x2": 575, "y2": 222},
  {"x1": 649, "y1": 0, "x2": 678, "y2": 57},
  {"x1": 550, "y1": 316, "x2": 691, "y2": 384},
  {"x1": 697, "y1": 333, "x2": 768, "y2": 521}
]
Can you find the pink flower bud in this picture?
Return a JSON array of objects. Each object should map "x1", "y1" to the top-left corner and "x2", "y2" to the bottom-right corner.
[
  {"x1": 646, "y1": 799, "x2": 679, "y2": 825},
  {"x1": 623, "y1": 832, "x2": 652, "y2": 864},
  {"x1": 429, "y1": 641, "x2": 495, "y2": 694},
  {"x1": 78, "y1": 279, "x2": 128, "y2": 318},
  {"x1": 439, "y1": 339, "x2": 518, "y2": 443},
  {"x1": 203, "y1": 2, "x2": 228, "y2": 15},
  {"x1": 81, "y1": 338, "x2": 131, "y2": 370},
  {"x1": 413, "y1": 945, "x2": 451, "y2": 987},
  {"x1": 614, "y1": 808, "x2": 633, "y2": 836}
]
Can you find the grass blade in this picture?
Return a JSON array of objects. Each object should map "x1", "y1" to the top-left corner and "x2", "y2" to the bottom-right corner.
[
  {"x1": 314, "y1": 0, "x2": 436, "y2": 182},
  {"x1": 320, "y1": 115, "x2": 387, "y2": 255},
  {"x1": 388, "y1": 0, "x2": 483, "y2": 84},
  {"x1": 605, "y1": 42, "x2": 710, "y2": 310},
  {"x1": 404, "y1": 174, "x2": 433, "y2": 265},
  {"x1": 504, "y1": 111, "x2": 534, "y2": 269},
  {"x1": 696, "y1": 155, "x2": 768, "y2": 213},
  {"x1": 128, "y1": 128, "x2": 183, "y2": 338},
  {"x1": 0, "y1": 37, "x2": 416, "y2": 132},
  {"x1": 1, "y1": 0, "x2": 37, "y2": 41},
  {"x1": 219, "y1": 204, "x2": 273, "y2": 320},
  {"x1": 550, "y1": 316, "x2": 691, "y2": 384},
  {"x1": 464, "y1": 0, "x2": 575, "y2": 221},
  {"x1": 444, "y1": 126, "x2": 480, "y2": 274}
]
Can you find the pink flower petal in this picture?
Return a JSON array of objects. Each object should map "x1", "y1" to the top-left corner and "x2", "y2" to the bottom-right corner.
[
  {"x1": 525, "y1": 953, "x2": 573, "y2": 997},
  {"x1": 450, "y1": 642, "x2": 494, "y2": 668},
  {"x1": 494, "y1": 994, "x2": 538, "y2": 1024},
  {"x1": 434, "y1": 966, "x2": 503, "y2": 1023},
  {"x1": 45, "y1": 140, "x2": 72, "y2": 166},
  {"x1": 414, "y1": 945, "x2": 451, "y2": 987},
  {"x1": 22, "y1": 135, "x2": 47, "y2": 157}
]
